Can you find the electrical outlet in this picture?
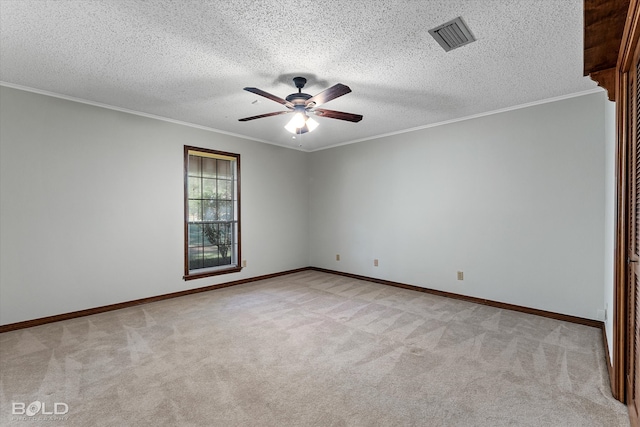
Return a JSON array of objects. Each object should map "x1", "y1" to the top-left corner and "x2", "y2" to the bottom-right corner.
[
  {"x1": 457, "y1": 271, "x2": 464, "y2": 280},
  {"x1": 374, "y1": 259, "x2": 379, "y2": 267},
  {"x1": 242, "y1": 260, "x2": 247, "y2": 268},
  {"x1": 336, "y1": 254, "x2": 340, "y2": 261}
]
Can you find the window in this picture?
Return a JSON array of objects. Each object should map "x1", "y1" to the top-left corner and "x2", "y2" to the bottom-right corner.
[{"x1": 184, "y1": 146, "x2": 241, "y2": 280}]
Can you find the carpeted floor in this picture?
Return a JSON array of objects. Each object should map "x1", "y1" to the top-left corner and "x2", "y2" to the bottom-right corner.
[{"x1": 0, "y1": 271, "x2": 630, "y2": 426}]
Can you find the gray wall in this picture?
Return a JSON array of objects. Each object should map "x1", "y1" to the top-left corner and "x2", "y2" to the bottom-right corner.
[
  {"x1": 309, "y1": 92, "x2": 607, "y2": 320},
  {"x1": 0, "y1": 86, "x2": 309, "y2": 325},
  {"x1": 1, "y1": 86, "x2": 610, "y2": 325}
]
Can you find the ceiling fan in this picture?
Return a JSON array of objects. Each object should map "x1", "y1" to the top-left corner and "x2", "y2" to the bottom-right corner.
[{"x1": 239, "y1": 77, "x2": 363, "y2": 134}]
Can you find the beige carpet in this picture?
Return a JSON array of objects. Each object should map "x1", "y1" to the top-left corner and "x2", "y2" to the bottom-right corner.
[{"x1": 0, "y1": 271, "x2": 629, "y2": 426}]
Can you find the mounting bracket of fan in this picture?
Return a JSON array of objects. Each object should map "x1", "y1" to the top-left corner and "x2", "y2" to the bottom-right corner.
[{"x1": 293, "y1": 76, "x2": 307, "y2": 90}]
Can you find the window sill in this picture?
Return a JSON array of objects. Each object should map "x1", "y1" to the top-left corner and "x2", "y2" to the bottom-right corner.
[{"x1": 183, "y1": 266, "x2": 242, "y2": 281}]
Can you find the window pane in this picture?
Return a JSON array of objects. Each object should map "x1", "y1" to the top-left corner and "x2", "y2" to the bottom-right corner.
[
  {"x1": 189, "y1": 247, "x2": 203, "y2": 270},
  {"x1": 217, "y1": 160, "x2": 231, "y2": 179},
  {"x1": 219, "y1": 245, "x2": 231, "y2": 265},
  {"x1": 202, "y1": 223, "x2": 217, "y2": 246},
  {"x1": 202, "y1": 178, "x2": 216, "y2": 199},
  {"x1": 203, "y1": 200, "x2": 217, "y2": 221},
  {"x1": 218, "y1": 224, "x2": 231, "y2": 246},
  {"x1": 202, "y1": 157, "x2": 217, "y2": 178},
  {"x1": 188, "y1": 200, "x2": 202, "y2": 221},
  {"x1": 203, "y1": 245, "x2": 219, "y2": 268},
  {"x1": 188, "y1": 155, "x2": 201, "y2": 176},
  {"x1": 188, "y1": 178, "x2": 201, "y2": 199},
  {"x1": 188, "y1": 223, "x2": 203, "y2": 246},
  {"x1": 218, "y1": 180, "x2": 232, "y2": 200},
  {"x1": 218, "y1": 201, "x2": 232, "y2": 220}
]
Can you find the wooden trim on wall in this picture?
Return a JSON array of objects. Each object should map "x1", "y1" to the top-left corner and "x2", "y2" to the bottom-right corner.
[
  {"x1": 2, "y1": 266, "x2": 607, "y2": 334},
  {"x1": 310, "y1": 267, "x2": 603, "y2": 329},
  {"x1": 584, "y1": 0, "x2": 631, "y2": 101},
  {"x1": 613, "y1": 0, "x2": 640, "y2": 405},
  {"x1": 590, "y1": 68, "x2": 618, "y2": 101},
  {"x1": 614, "y1": 67, "x2": 630, "y2": 402},
  {"x1": 0, "y1": 268, "x2": 308, "y2": 333},
  {"x1": 618, "y1": 0, "x2": 640, "y2": 72},
  {"x1": 584, "y1": 0, "x2": 629, "y2": 73}
]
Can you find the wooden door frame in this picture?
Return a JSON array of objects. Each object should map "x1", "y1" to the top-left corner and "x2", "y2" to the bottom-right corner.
[
  {"x1": 614, "y1": 66, "x2": 628, "y2": 402},
  {"x1": 612, "y1": 0, "x2": 640, "y2": 406},
  {"x1": 585, "y1": 0, "x2": 640, "y2": 405}
]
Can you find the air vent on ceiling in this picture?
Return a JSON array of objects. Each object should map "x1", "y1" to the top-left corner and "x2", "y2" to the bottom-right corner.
[{"x1": 428, "y1": 16, "x2": 476, "y2": 52}]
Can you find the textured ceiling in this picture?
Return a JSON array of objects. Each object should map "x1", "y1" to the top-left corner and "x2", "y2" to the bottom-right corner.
[{"x1": 0, "y1": 0, "x2": 597, "y2": 151}]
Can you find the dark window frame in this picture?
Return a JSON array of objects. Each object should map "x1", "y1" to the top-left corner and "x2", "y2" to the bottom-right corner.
[{"x1": 183, "y1": 145, "x2": 241, "y2": 280}]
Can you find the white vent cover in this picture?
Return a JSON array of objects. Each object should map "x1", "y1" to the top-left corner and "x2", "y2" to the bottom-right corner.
[{"x1": 428, "y1": 16, "x2": 476, "y2": 52}]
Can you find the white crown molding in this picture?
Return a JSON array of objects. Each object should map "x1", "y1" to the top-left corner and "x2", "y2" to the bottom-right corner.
[
  {"x1": 312, "y1": 88, "x2": 606, "y2": 152},
  {"x1": 0, "y1": 81, "x2": 309, "y2": 152},
  {"x1": 1, "y1": 81, "x2": 603, "y2": 154}
]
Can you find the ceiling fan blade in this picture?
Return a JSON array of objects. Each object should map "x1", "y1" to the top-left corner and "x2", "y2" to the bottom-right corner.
[
  {"x1": 243, "y1": 87, "x2": 294, "y2": 108},
  {"x1": 238, "y1": 111, "x2": 291, "y2": 122},
  {"x1": 313, "y1": 108, "x2": 363, "y2": 122},
  {"x1": 306, "y1": 84, "x2": 352, "y2": 107}
]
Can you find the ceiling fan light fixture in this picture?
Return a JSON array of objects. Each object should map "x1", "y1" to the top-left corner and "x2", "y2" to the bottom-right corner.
[
  {"x1": 306, "y1": 117, "x2": 319, "y2": 132},
  {"x1": 285, "y1": 113, "x2": 318, "y2": 134},
  {"x1": 287, "y1": 112, "x2": 306, "y2": 129}
]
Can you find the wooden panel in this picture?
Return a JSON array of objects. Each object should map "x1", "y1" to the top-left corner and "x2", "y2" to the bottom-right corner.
[
  {"x1": 623, "y1": 25, "x2": 640, "y2": 424},
  {"x1": 635, "y1": 271, "x2": 640, "y2": 405},
  {"x1": 585, "y1": 0, "x2": 630, "y2": 101},
  {"x1": 590, "y1": 68, "x2": 617, "y2": 101},
  {"x1": 636, "y1": 61, "x2": 640, "y2": 257},
  {"x1": 632, "y1": 268, "x2": 640, "y2": 420},
  {"x1": 631, "y1": 47, "x2": 640, "y2": 420},
  {"x1": 584, "y1": 0, "x2": 630, "y2": 74}
]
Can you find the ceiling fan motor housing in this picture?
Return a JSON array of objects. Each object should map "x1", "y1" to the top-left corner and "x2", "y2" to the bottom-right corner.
[{"x1": 286, "y1": 92, "x2": 312, "y2": 104}]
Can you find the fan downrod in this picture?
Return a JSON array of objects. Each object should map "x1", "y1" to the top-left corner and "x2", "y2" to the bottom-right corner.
[{"x1": 286, "y1": 77, "x2": 312, "y2": 103}]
